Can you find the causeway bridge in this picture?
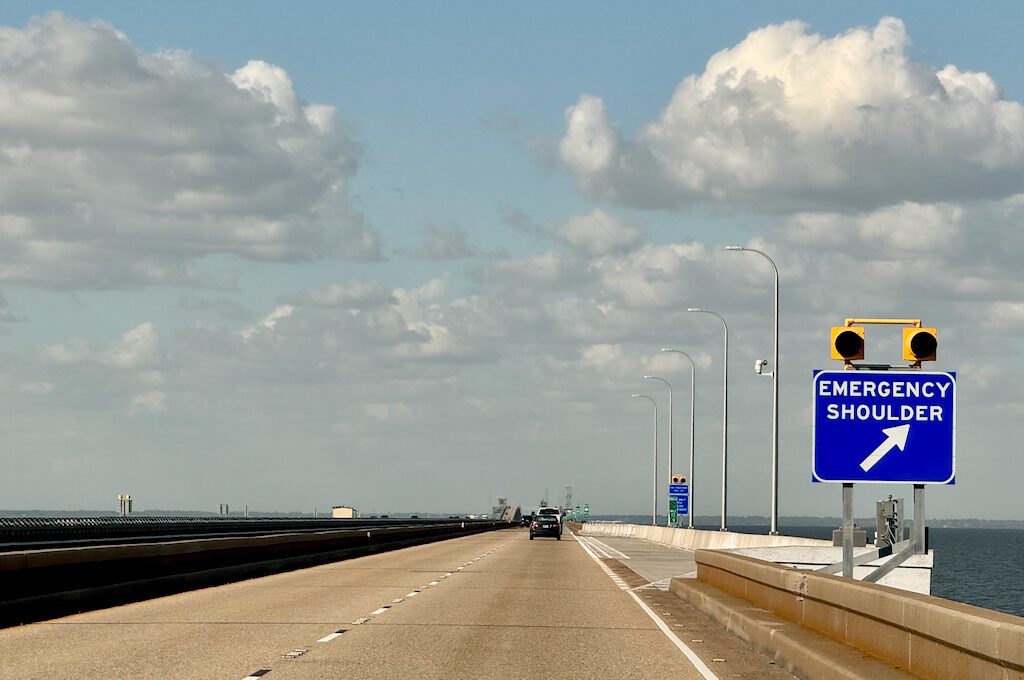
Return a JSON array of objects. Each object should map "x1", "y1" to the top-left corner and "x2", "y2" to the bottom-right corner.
[{"x1": 1, "y1": 519, "x2": 1021, "y2": 680}]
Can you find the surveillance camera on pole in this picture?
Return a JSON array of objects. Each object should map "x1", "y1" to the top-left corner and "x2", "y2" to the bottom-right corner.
[{"x1": 754, "y1": 358, "x2": 770, "y2": 375}]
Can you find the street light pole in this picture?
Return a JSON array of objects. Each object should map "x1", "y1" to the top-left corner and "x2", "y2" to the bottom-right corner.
[
  {"x1": 726, "y1": 245, "x2": 780, "y2": 535},
  {"x1": 632, "y1": 393, "x2": 659, "y2": 526},
  {"x1": 661, "y1": 349, "x2": 696, "y2": 529},
  {"x1": 688, "y1": 308, "x2": 729, "y2": 531},
  {"x1": 644, "y1": 375, "x2": 672, "y2": 526}
]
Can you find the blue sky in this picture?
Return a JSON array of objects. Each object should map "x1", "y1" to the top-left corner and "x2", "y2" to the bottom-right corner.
[{"x1": 1, "y1": 4, "x2": 1024, "y2": 520}]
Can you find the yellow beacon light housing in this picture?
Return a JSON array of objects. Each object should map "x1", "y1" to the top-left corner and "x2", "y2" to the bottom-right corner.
[
  {"x1": 830, "y1": 326, "x2": 865, "y2": 361},
  {"x1": 903, "y1": 327, "x2": 937, "y2": 362}
]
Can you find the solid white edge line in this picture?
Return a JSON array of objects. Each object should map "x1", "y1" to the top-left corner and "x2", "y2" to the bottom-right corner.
[
  {"x1": 583, "y1": 536, "x2": 613, "y2": 559},
  {"x1": 573, "y1": 532, "x2": 602, "y2": 561},
  {"x1": 627, "y1": 591, "x2": 720, "y2": 680},
  {"x1": 587, "y1": 536, "x2": 632, "y2": 560},
  {"x1": 577, "y1": 535, "x2": 613, "y2": 559},
  {"x1": 317, "y1": 632, "x2": 342, "y2": 643},
  {"x1": 572, "y1": 532, "x2": 720, "y2": 680}
]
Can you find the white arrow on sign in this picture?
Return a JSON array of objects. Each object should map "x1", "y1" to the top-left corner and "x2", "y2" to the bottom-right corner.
[{"x1": 859, "y1": 424, "x2": 911, "y2": 472}]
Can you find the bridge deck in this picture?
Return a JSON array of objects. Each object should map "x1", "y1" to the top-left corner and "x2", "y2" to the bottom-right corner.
[{"x1": 0, "y1": 528, "x2": 795, "y2": 680}]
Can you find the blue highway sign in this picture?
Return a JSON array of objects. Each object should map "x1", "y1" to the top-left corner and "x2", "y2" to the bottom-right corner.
[
  {"x1": 668, "y1": 483, "x2": 688, "y2": 515},
  {"x1": 675, "y1": 490, "x2": 689, "y2": 515},
  {"x1": 812, "y1": 370, "x2": 955, "y2": 484}
]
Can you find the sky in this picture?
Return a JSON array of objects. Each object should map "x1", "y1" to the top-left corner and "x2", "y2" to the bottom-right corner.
[{"x1": 1, "y1": 3, "x2": 1023, "y2": 520}]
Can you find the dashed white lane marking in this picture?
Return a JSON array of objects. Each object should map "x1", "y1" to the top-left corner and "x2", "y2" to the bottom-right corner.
[
  {"x1": 305, "y1": 538, "x2": 513, "y2": 668},
  {"x1": 572, "y1": 532, "x2": 720, "y2": 680}
]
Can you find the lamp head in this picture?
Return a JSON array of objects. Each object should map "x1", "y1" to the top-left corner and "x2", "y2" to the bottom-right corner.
[
  {"x1": 631, "y1": 393, "x2": 642, "y2": 398},
  {"x1": 687, "y1": 307, "x2": 702, "y2": 313},
  {"x1": 725, "y1": 245, "x2": 743, "y2": 251}
]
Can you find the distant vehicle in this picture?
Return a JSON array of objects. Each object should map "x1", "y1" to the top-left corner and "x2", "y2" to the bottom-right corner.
[
  {"x1": 520, "y1": 514, "x2": 533, "y2": 527},
  {"x1": 410, "y1": 515, "x2": 419, "y2": 519},
  {"x1": 530, "y1": 516, "x2": 561, "y2": 540},
  {"x1": 536, "y1": 507, "x2": 562, "y2": 534}
]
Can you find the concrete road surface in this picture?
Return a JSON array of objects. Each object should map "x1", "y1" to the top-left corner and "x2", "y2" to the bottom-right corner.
[{"x1": 1, "y1": 528, "x2": 793, "y2": 680}]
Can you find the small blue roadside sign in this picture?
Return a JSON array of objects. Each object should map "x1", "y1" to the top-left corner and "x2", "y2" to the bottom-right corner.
[
  {"x1": 812, "y1": 370, "x2": 955, "y2": 484},
  {"x1": 668, "y1": 483, "x2": 688, "y2": 515}
]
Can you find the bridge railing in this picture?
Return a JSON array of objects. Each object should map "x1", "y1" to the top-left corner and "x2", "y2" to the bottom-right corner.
[{"x1": 680, "y1": 549, "x2": 1024, "y2": 680}]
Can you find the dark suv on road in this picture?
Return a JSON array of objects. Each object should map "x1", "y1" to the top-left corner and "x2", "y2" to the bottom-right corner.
[{"x1": 529, "y1": 515, "x2": 561, "y2": 540}]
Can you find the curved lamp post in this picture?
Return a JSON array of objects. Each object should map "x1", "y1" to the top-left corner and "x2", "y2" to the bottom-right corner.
[
  {"x1": 688, "y1": 307, "x2": 729, "y2": 531},
  {"x1": 726, "y1": 245, "x2": 780, "y2": 535},
  {"x1": 644, "y1": 375, "x2": 673, "y2": 526},
  {"x1": 632, "y1": 393, "x2": 659, "y2": 526},
  {"x1": 660, "y1": 348, "x2": 696, "y2": 529}
]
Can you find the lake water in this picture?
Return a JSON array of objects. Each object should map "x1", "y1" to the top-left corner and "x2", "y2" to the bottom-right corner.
[{"x1": 725, "y1": 524, "x2": 1024, "y2": 617}]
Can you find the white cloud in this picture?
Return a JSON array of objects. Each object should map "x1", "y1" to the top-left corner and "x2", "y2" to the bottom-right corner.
[
  {"x1": 560, "y1": 17, "x2": 1024, "y2": 211},
  {"x1": 553, "y1": 209, "x2": 641, "y2": 256},
  {"x1": 0, "y1": 13, "x2": 378, "y2": 289},
  {"x1": 293, "y1": 280, "x2": 395, "y2": 310},
  {"x1": 130, "y1": 390, "x2": 166, "y2": 414},
  {"x1": 493, "y1": 251, "x2": 582, "y2": 291},
  {"x1": 581, "y1": 343, "x2": 627, "y2": 368},
  {"x1": 46, "y1": 322, "x2": 160, "y2": 369},
  {"x1": 241, "y1": 304, "x2": 294, "y2": 340},
  {"x1": 782, "y1": 202, "x2": 964, "y2": 256},
  {"x1": 984, "y1": 302, "x2": 1024, "y2": 330}
]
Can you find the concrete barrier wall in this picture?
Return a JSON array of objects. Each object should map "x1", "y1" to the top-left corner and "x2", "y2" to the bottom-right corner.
[
  {"x1": 691, "y1": 549, "x2": 1024, "y2": 680},
  {"x1": 1, "y1": 521, "x2": 509, "y2": 627},
  {"x1": 582, "y1": 521, "x2": 830, "y2": 550},
  {"x1": 582, "y1": 521, "x2": 932, "y2": 593}
]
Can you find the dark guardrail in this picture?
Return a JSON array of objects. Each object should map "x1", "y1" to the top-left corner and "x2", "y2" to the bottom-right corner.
[{"x1": 0, "y1": 517, "x2": 511, "y2": 627}]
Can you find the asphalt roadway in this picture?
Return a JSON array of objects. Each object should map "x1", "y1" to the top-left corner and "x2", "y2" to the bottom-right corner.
[{"x1": 0, "y1": 528, "x2": 796, "y2": 680}]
